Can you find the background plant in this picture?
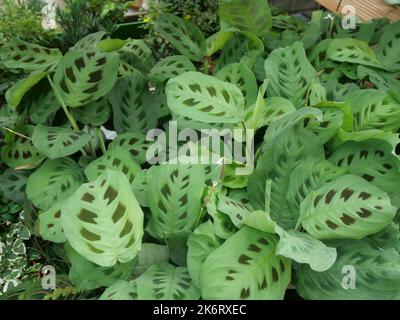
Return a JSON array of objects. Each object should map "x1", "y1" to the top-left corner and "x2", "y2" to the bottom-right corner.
[{"x1": 140, "y1": 0, "x2": 219, "y2": 59}]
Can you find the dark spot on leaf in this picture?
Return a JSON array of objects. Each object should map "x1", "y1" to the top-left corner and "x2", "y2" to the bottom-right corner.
[
  {"x1": 272, "y1": 267, "x2": 279, "y2": 282},
  {"x1": 96, "y1": 57, "x2": 107, "y2": 66},
  {"x1": 313, "y1": 194, "x2": 323, "y2": 207},
  {"x1": 359, "y1": 192, "x2": 371, "y2": 200},
  {"x1": 80, "y1": 228, "x2": 101, "y2": 241},
  {"x1": 104, "y1": 186, "x2": 118, "y2": 204},
  {"x1": 326, "y1": 220, "x2": 338, "y2": 230},
  {"x1": 119, "y1": 220, "x2": 133, "y2": 238},
  {"x1": 88, "y1": 70, "x2": 103, "y2": 83},
  {"x1": 341, "y1": 214, "x2": 355, "y2": 225},
  {"x1": 341, "y1": 188, "x2": 354, "y2": 201},
  {"x1": 158, "y1": 200, "x2": 167, "y2": 213},
  {"x1": 325, "y1": 190, "x2": 336, "y2": 204},
  {"x1": 87, "y1": 243, "x2": 104, "y2": 253},
  {"x1": 83, "y1": 84, "x2": 99, "y2": 94},
  {"x1": 280, "y1": 260, "x2": 286, "y2": 273},
  {"x1": 358, "y1": 208, "x2": 372, "y2": 218},
  {"x1": 189, "y1": 83, "x2": 201, "y2": 93},
  {"x1": 248, "y1": 244, "x2": 261, "y2": 253},
  {"x1": 60, "y1": 78, "x2": 70, "y2": 94},
  {"x1": 78, "y1": 209, "x2": 97, "y2": 224},
  {"x1": 112, "y1": 203, "x2": 126, "y2": 223},
  {"x1": 75, "y1": 57, "x2": 85, "y2": 70},
  {"x1": 81, "y1": 193, "x2": 95, "y2": 203},
  {"x1": 240, "y1": 288, "x2": 250, "y2": 299},
  {"x1": 161, "y1": 184, "x2": 171, "y2": 198},
  {"x1": 362, "y1": 174, "x2": 375, "y2": 182},
  {"x1": 66, "y1": 67, "x2": 76, "y2": 82},
  {"x1": 179, "y1": 194, "x2": 188, "y2": 206},
  {"x1": 258, "y1": 238, "x2": 268, "y2": 245},
  {"x1": 238, "y1": 254, "x2": 251, "y2": 265}
]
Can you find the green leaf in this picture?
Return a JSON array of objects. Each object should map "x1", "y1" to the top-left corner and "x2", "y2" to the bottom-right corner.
[
  {"x1": 215, "y1": 35, "x2": 250, "y2": 73},
  {"x1": 84, "y1": 146, "x2": 141, "y2": 184},
  {"x1": 32, "y1": 125, "x2": 94, "y2": 159},
  {"x1": 217, "y1": 194, "x2": 253, "y2": 228},
  {"x1": 275, "y1": 227, "x2": 337, "y2": 272},
  {"x1": 357, "y1": 66, "x2": 400, "y2": 92},
  {"x1": 149, "y1": 55, "x2": 196, "y2": 83},
  {"x1": 332, "y1": 128, "x2": 400, "y2": 157},
  {"x1": 71, "y1": 97, "x2": 111, "y2": 126},
  {"x1": 287, "y1": 158, "x2": 348, "y2": 215},
  {"x1": 262, "y1": 107, "x2": 323, "y2": 147},
  {"x1": 53, "y1": 49, "x2": 119, "y2": 107},
  {"x1": 5, "y1": 70, "x2": 48, "y2": 108},
  {"x1": 219, "y1": 0, "x2": 272, "y2": 36},
  {"x1": 298, "y1": 175, "x2": 397, "y2": 240},
  {"x1": 61, "y1": 170, "x2": 144, "y2": 267},
  {"x1": 72, "y1": 32, "x2": 107, "y2": 51},
  {"x1": 348, "y1": 89, "x2": 400, "y2": 132},
  {"x1": 109, "y1": 74, "x2": 158, "y2": 134},
  {"x1": 329, "y1": 139, "x2": 400, "y2": 195},
  {"x1": 108, "y1": 132, "x2": 153, "y2": 165},
  {"x1": 187, "y1": 221, "x2": 223, "y2": 288},
  {"x1": 306, "y1": 107, "x2": 344, "y2": 144},
  {"x1": 327, "y1": 38, "x2": 384, "y2": 69},
  {"x1": 136, "y1": 263, "x2": 200, "y2": 300},
  {"x1": 248, "y1": 125, "x2": 324, "y2": 229},
  {"x1": 206, "y1": 30, "x2": 234, "y2": 56},
  {"x1": 166, "y1": 71, "x2": 245, "y2": 124},
  {"x1": 119, "y1": 39, "x2": 155, "y2": 73},
  {"x1": 243, "y1": 210, "x2": 277, "y2": 234},
  {"x1": 146, "y1": 164, "x2": 205, "y2": 240},
  {"x1": 97, "y1": 39, "x2": 127, "y2": 53},
  {"x1": 206, "y1": 191, "x2": 238, "y2": 240},
  {"x1": 38, "y1": 200, "x2": 66, "y2": 243},
  {"x1": 216, "y1": 62, "x2": 258, "y2": 107},
  {"x1": 29, "y1": 89, "x2": 61, "y2": 125},
  {"x1": 377, "y1": 21, "x2": 400, "y2": 72},
  {"x1": 154, "y1": 14, "x2": 206, "y2": 61},
  {"x1": 265, "y1": 41, "x2": 317, "y2": 108},
  {"x1": 133, "y1": 243, "x2": 170, "y2": 277},
  {"x1": 247, "y1": 97, "x2": 296, "y2": 130},
  {"x1": 131, "y1": 169, "x2": 149, "y2": 208},
  {"x1": 0, "y1": 169, "x2": 29, "y2": 204},
  {"x1": 296, "y1": 240, "x2": 400, "y2": 299},
  {"x1": 26, "y1": 158, "x2": 84, "y2": 210},
  {"x1": 99, "y1": 280, "x2": 138, "y2": 300},
  {"x1": 1, "y1": 125, "x2": 45, "y2": 169},
  {"x1": 200, "y1": 226, "x2": 291, "y2": 300},
  {"x1": 0, "y1": 38, "x2": 62, "y2": 71},
  {"x1": 66, "y1": 243, "x2": 134, "y2": 291}
]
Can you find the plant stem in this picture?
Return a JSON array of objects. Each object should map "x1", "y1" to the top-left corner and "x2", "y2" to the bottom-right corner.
[
  {"x1": 46, "y1": 75, "x2": 79, "y2": 131},
  {"x1": 1, "y1": 127, "x2": 32, "y2": 140},
  {"x1": 96, "y1": 128, "x2": 107, "y2": 155}
]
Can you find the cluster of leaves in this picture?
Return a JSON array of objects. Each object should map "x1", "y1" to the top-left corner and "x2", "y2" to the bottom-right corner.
[
  {"x1": 140, "y1": 0, "x2": 219, "y2": 59},
  {"x1": 0, "y1": 0, "x2": 130, "y2": 53},
  {"x1": 0, "y1": 214, "x2": 42, "y2": 296},
  {"x1": 55, "y1": 0, "x2": 132, "y2": 50},
  {"x1": 1, "y1": 0, "x2": 400, "y2": 300},
  {"x1": 0, "y1": 0, "x2": 55, "y2": 45}
]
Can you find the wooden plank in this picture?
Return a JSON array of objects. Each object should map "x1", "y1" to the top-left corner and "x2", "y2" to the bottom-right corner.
[
  {"x1": 315, "y1": 0, "x2": 400, "y2": 21},
  {"x1": 315, "y1": 0, "x2": 341, "y2": 12}
]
